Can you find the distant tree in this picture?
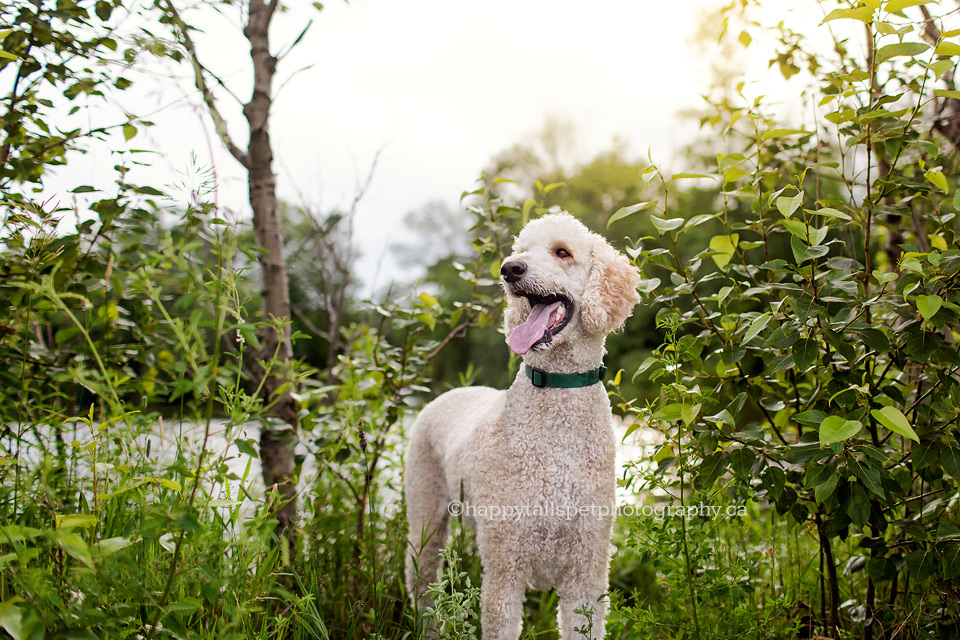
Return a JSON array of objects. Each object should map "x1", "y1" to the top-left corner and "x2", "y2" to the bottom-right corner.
[
  {"x1": 281, "y1": 201, "x2": 362, "y2": 375},
  {"x1": 390, "y1": 200, "x2": 472, "y2": 271}
]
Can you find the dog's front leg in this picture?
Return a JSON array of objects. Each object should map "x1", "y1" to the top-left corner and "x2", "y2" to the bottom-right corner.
[
  {"x1": 479, "y1": 569, "x2": 525, "y2": 640},
  {"x1": 557, "y1": 541, "x2": 611, "y2": 640}
]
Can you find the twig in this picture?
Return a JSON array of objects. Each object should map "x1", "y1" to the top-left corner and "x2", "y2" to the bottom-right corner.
[
  {"x1": 425, "y1": 320, "x2": 478, "y2": 362},
  {"x1": 162, "y1": 0, "x2": 250, "y2": 169}
]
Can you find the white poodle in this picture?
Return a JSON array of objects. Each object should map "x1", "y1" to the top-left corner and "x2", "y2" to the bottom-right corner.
[{"x1": 405, "y1": 212, "x2": 641, "y2": 639}]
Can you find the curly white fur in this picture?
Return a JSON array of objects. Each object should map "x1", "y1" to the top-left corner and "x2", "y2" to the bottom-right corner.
[{"x1": 405, "y1": 213, "x2": 641, "y2": 639}]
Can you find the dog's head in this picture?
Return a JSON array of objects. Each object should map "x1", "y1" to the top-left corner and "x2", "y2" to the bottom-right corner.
[{"x1": 501, "y1": 212, "x2": 641, "y2": 355}]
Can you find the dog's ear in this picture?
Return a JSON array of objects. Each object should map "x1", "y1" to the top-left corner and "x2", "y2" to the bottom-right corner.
[{"x1": 580, "y1": 240, "x2": 641, "y2": 335}]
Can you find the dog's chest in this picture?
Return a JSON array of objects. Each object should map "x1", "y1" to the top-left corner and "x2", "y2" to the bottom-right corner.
[
  {"x1": 501, "y1": 391, "x2": 615, "y2": 499},
  {"x1": 512, "y1": 435, "x2": 612, "y2": 503}
]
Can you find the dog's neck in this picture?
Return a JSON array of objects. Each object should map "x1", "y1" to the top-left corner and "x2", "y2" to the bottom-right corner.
[{"x1": 519, "y1": 332, "x2": 606, "y2": 374}]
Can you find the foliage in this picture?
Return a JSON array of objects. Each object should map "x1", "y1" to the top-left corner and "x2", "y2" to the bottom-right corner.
[
  {"x1": 609, "y1": 2, "x2": 960, "y2": 637},
  {"x1": 0, "y1": 187, "x2": 329, "y2": 638},
  {"x1": 0, "y1": 0, "x2": 155, "y2": 190},
  {"x1": 422, "y1": 544, "x2": 481, "y2": 640}
]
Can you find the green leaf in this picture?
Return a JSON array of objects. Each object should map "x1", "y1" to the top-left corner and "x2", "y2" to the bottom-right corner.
[
  {"x1": 942, "y1": 537, "x2": 960, "y2": 579},
  {"x1": 607, "y1": 201, "x2": 657, "y2": 228},
  {"x1": 794, "y1": 409, "x2": 826, "y2": 427},
  {"x1": 0, "y1": 603, "x2": 21, "y2": 640},
  {"x1": 414, "y1": 313, "x2": 436, "y2": 332},
  {"x1": 58, "y1": 532, "x2": 94, "y2": 568},
  {"x1": 738, "y1": 30, "x2": 752, "y2": 47},
  {"x1": 728, "y1": 447, "x2": 756, "y2": 480},
  {"x1": 521, "y1": 198, "x2": 535, "y2": 224},
  {"x1": 672, "y1": 172, "x2": 715, "y2": 180},
  {"x1": 822, "y1": 6, "x2": 874, "y2": 24},
  {"x1": 418, "y1": 292, "x2": 439, "y2": 308},
  {"x1": 791, "y1": 235, "x2": 829, "y2": 265},
  {"x1": 704, "y1": 409, "x2": 736, "y2": 426},
  {"x1": 876, "y1": 42, "x2": 929, "y2": 62},
  {"x1": 916, "y1": 293, "x2": 942, "y2": 320},
  {"x1": 925, "y1": 169, "x2": 949, "y2": 193},
  {"x1": 815, "y1": 474, "x2": 838, "y2": 503},
  {"x1": 942, "y1": 445, "x2": 960, "y2": 479},
  {"x1": 95, "y1": 0, "x2": 113, "y2": 20},
  {"x1": 847, "y1": 486, "x2": 871, "y2": 528},
  {"x1": 812, "y1": 207, "x2": 852, "y2": 221},
  {"x1": 159, "y1": 478, "x2": 182, "y2": 491},
  {"x1": 762, "y1": 128, "x2": 812, "y2": 141},
  {"x1": 650, "y1": 216, "x2": 684, "y2": 234},
  {"x1": 873, "y1": 269, "x2": 897, "y2": 285},
  {"x1": 542, "y1": 181, "x2": 565, "y2": 194},
  {"x1": 166, "y1": 597, "x2": 203, "y2": 615},
  {"x1": 906, "y1": 330, "x2": 940, "y2": 361},
  {"x1": 58, "y1": 513, "x2": 98, "y2": 529},
  {"x1": 653, "y1": 403, "x2": 684, "y2": 422},
  {"x1": 792, "y1": 338, "x2": 819, "y2": 370},
  {"x1": 122, "y1": 123, "x2": 137, "y2": 141},
  {"x1": 871, "y1": 406, "x2": 919, "y2": 442},
  {"x1": 683, "y1": 213, "x2": 717, "y2": 231},
  {"x1": 776, "y1": 191, "x2": 803, "y2": 217},
  {"x1": 709, "y1": 234, "x2": 739, "y2": 270},
  {"x1": 934, "y1": 89, "x2": 960, "y2": 99},
  {"x1": 931, "y1": 59, "x2": 954, "y2": 78},
  {"x1": 782, "y1": 219, "x2": 827, "y2": 245},
  {"x1": 717, "y1": 152, "x2": 746, "y2": 170},
  {"x1": 723, "y1": 166, "x2": 751, "y2": 183},
  {"x1": 681, "y1": 403, "x2": 701, "y2": 427},
  {"x1": 653, "y1": 444, "x2": 674, "y2": 462},
  {"x1": 886, "y1": 0, "x2": 935, "y2": 13},
  {"x1": 94, "y1": 537, "x2": 133, "y2": 556},
  {"x1": 858, "y1": 328, "x2": 890, "y2": 352},
  {"x1": 0, "y1": 526, "x2": 41, "y2": 543},
  {"x1": 698, "y1": 451, "x2": 728, "y2": 486},
  {"x1": 235, "y1": 438, "x2": 259, "y2": 459},
  {"x1": 935, "y1": 41, "x2": 960, "y2": 56},
  {"x1": 636, "y1": 277, "x2": 660, "y2": 293},
  {"x1": 820, "y1": 416, "x2": 863, "y2": 445},
  {"x1": 743, "y1": 313, "x2": 772, "y2": 343}
]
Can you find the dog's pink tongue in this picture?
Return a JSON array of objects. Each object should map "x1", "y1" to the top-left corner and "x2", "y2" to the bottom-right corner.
[{"x1": 509, "y1": 301, "x2": 562, "y2": 355}]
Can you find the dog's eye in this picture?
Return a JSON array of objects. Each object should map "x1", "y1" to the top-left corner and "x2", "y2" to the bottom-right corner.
[{"x1": 555, "y1": 248, "x2": 571, "y2": 259}]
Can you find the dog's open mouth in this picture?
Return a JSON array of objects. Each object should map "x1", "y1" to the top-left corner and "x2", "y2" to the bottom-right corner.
[{"x1": 508, "y1": 291, "x2": 574, "y2": 355}]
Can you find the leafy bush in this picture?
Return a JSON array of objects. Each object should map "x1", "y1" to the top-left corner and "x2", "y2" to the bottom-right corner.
[{"x1": 610, "y1": 3, "x2": 960, "y2": 637}]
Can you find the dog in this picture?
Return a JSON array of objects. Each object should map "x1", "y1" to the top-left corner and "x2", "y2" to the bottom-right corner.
[{"x1": 405, "y1": 212, "x2": 641, "y2": 639}]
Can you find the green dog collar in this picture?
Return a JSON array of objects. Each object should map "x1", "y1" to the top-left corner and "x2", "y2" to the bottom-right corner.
[{"x1": 524, "y1": 363, "x2": 607, "y2": 389}]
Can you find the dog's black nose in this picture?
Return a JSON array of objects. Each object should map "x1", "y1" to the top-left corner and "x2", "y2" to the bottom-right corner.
[{"x1": 500, "y1": 260, "x2": 527, "y2": 283}]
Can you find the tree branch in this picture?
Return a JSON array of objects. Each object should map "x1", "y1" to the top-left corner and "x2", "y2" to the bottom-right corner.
[
  {"x1": 162, "y1": 0, "x2": 250, "y2": 169},
  {"x1": 425, "y1": 320, "x2": 478, "y2": 362}
]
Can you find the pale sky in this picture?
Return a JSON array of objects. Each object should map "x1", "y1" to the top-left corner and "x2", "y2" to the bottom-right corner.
[{"x1": 44, "y1": 0, "x2": 833, "y2": 293}]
